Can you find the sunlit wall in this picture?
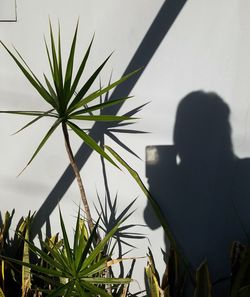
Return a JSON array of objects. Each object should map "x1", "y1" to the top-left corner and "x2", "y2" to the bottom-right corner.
[{"x1": 1, "y1": 0, "x2": 250, "y2": 292}]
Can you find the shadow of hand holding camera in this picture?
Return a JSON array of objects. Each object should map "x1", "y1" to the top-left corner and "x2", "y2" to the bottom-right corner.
[{"x1": 144, "y1": 91, "x2": 250, "y2": 296}]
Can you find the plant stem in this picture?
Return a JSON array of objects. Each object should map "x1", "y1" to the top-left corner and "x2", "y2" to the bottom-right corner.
[{"x1": 62, "y1": 122, "x2": 94, "y2": 232}]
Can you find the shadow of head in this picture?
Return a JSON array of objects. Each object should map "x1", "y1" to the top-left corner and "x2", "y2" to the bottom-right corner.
[{"x1": 174, "y1": 91, "x2": 233, "y2": 162}]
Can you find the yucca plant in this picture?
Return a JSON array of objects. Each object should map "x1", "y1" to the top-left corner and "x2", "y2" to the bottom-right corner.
[
  {"x1": 1, "y1": 208, "x2": 133, "y2": 297},
  {"x1": 0, "y1": 21, "x2": 140, "y2": 232}
]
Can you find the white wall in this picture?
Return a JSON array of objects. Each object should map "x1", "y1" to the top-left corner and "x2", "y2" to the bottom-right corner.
[
  {"x1": 1, "y1": 0, "x2": 250, "y2": 293},
  {"x1": 0, "y1": 0, "x2": 16, "y2": 21}
]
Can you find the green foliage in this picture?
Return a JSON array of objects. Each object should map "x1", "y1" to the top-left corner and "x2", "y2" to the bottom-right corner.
[
  {"x1": 0, "y1": 210, "x2": 34, "y2": 297},
  {"x1": 145, "y1": 247, "x2": 190, "y2": 297},
  {"x1": 145, "y1": 248, "x2": 170, "y2": 297},
  {"x1": 1, "y1": 208, "x2": 133, "y2": 296},
  {"x1": 0, "y1": 21, "x2": 140, "y2": 173},
  {"x1": 145, "y1": 249, "x2": 212, "y2": 297},
  {"x1": 2, "y1": 17, "x2": 249, "y2": 297},
  {"x1": 0, "y1": 210, "x2": 15, "y2": 255}
]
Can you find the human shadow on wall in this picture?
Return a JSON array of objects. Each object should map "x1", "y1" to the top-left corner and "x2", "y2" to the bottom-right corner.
[{"x1": 144, "y1": 91, "x2": 250, "y2": 296}]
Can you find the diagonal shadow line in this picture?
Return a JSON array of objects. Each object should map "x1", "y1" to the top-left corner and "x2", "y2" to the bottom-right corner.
[{"x1": 30, "y1": 0, "x2": 188, "y2": 239}]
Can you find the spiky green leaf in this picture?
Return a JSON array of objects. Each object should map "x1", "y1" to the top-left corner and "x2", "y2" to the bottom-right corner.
[
  {"x1": 12, "y1": 109, "x2": 55, "y2": 135},
  {"x1": 46, "y1": 282, "x2": 72, "y2": 297},
  {"x1": 44, "y1": 74, "x2": 58, "y2": 100},
  {"x1": 0, "y1": 255, "x2": 64, "y2": 277},
  {"x1": 64, "y1": 21, "x2": 79, "y2": 99},
  {"x1": 82, "y1": 277, "x2": 131, "y2": 284},
  {"x1": 19, "y1": 119, "x2": 61, "y2": 175},
  {"x1": 68, "y1": 35, "x2": 94, "y2": 101},
  {"x1": 79, "y1": 280, "x2": 112, "y2": 297},
  {"x1": 70, "y1": 115, "x2": 135, "y2": 122},
  {"x1": 49, "y1": 20, "x2": 63, "y2": 99},
  {"x1": 0, "y1": 41, "x2": 57, "y2": 109},
  {"x1": 67, "y1": 121, "x2": 118, "y2": 168},
  {"x1": 69, "y1": 68, "x2": 141, "y2": 113},
  {"x1": 69, "y1": 96, "x2": 133, "y2": 116},
  {"x1": 59, "y1": 209, "x2": 73, "y2": 265},
  {"x1": 76, "y1": 218, "x2": 100, "y2": 273},
  {"x1": 81, "y1": 219, "x2": 122, "y2": 271},
  {"x1": 68, "y1": 53, "x2": 112, "y2": 111}
]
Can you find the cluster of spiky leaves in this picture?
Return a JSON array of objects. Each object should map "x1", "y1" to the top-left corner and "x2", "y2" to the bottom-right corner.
[
  {"x1": 1, "y1": 209, "x2": 132, "y2": 297},
  {"x1": 0, "y1": 21, "x2": 140, "y2": 172}
]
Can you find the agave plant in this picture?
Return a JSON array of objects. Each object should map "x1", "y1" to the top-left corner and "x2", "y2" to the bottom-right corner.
[
  {"x1": 1, "y1": 208, "x2": 133, "y2": 297},
  {"x1": 0, "y1": 21, "x2": 140, "y2": 232}
]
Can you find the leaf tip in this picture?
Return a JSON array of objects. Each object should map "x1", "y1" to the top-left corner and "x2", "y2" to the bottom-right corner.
[{"x1": 17, "y1": 165, "x2": 28, "y2": 177}]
